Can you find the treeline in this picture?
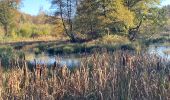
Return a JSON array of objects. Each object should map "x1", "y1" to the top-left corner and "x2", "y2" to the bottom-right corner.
[
  {"x1": 15, "y1": 12, "x2": 64, "y2": 38},
  {"x1": 0, "y1": 0, "x2": 64, "y2": 39},
  {"x1": 0, "y1": 0, "x2": 168, "y2": 42},
  {"x1": 51, "y1": 0, "x2": 168, "y2": 42}
]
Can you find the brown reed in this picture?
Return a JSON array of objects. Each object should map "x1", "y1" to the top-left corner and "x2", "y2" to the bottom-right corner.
[{"x1": 0, "y1": 51, "x2": 169, "y2": 100}]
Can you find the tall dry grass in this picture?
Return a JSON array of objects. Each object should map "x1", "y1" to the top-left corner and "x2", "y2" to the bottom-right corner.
[{"x1": 0, "y1": 51, "x2": 169, "y2": 100}]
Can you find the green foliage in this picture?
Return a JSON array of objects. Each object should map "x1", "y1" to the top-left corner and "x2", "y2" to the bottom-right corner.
[
  {"x1": 33, "y1": 48, "x2": 41, "y2": 55},
  {"x1": 0, "y1": 26, "x2": 4, "y2": 38},
  {"x1": 110, "y1": 0, "x2": 135, "y2": 28},
  {"x1": 0, "y1": 46, "x2": 15, "y2": 67},
  {"x1": 73, "y1": 0, "x2": 165, "y2": 41},
  {"x1": 0, "y1": 2, "x2": 64, "y2": 40},
  {"x1": 0, "y1": 46, "x2": 26, "y2": 67},
  {"x1": 74, "y1": 0, "x2": 102, "y2": 36},
  {"x1": 32, "y1": 24, "x2": 52, "y2": 36},
  {"x1": 63, "y1": 46, "x2": 74, "y2": 54},
  {"x1": 0, "y1": 0, "x2": 167, "y2": 43},
  {"x1": 51, "y1": 0, "x2": 77, "y2": 42},
  {"x1": 0, "y1": 0, "x2": 21, "y2": 36},
  {"x1": 17, "y1": 23, "x2": 52, "y2": 38},
  {"x1": 17, "y1": 23, "x2": 33, "y2": 37}
]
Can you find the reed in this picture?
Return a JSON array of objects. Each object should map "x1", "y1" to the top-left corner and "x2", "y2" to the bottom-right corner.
[{"x1": 0, "y1": 51, "x2": 169, "y2": 100}]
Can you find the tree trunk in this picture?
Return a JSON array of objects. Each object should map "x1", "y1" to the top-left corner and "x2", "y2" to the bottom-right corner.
[
  {"x1": 128, "y1": 20, "x2": 142, "y2": 41},
  {"x1": 59, "y1": 0, "x2": 77, "y2": 42},
  {"x1": 4, "y1": 25, "x2": 8, "y2": 36}
]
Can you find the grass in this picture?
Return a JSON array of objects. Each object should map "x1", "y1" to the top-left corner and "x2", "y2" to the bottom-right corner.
[
  {"x1": 99, "y1": 34, "x2": 130, "y2": 45},
  {"x1": 33, "y1": 35, "x2": 135, "y2": 55},
  {"x1": 143, "y1": 32, "x2": 170, "y2": 46},
  {"x1": 0, "y1": 51, "x2": 169, "y2": 99},
  {"x1": 0, "y1": 35, "x2": 63, "y2": 43},
  {"x1": 0, "y1": 34, "x2": 136, "y2": 55}
]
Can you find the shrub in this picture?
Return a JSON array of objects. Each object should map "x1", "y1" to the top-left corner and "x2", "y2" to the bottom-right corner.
[
  {"x1": 33, "y1": 48, "x2": 41, "y2": 55},
  {"x1": 17, "y1": 23, "x2": 33, "y2": 37},
  {"x1": 0, "y1": 26, "x2": 4, "y2": 38},
  {"x1": 101, "y1": 34, "x2": 130, "y2": 44},
  {"x1": 63, "y1": 46, "x2": 74, "y2": 54},
  {"x1": 17, "y1": 23, "x2": 52, "y2": 38},
  {"x1": 0, "y1": 46, "x2": 26, "y2": 68},
  {"x1": 40, "y1": 24, "x2": 52, "y2": 35},
  {"x1": 31, "y1": 24, "x2": 52, "y2": 36}
]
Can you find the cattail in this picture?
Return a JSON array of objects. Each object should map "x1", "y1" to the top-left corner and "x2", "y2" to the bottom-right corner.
[
  {"x1": 36, "y1": 64, "x2": 41, "y2": 80},
  {"x1": 41, "y1": 64, "x2": 48, "y2": 80},
  {"x1": 124, "y1": 54, "x2": 136, "y2": 71}
]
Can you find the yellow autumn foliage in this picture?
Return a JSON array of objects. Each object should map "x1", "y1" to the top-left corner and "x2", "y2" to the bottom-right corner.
[
  {"x1": 105, "y1": 0, "x2": 135, "y2": 30},
  {"x1": 101, "y1": 34, "x2": 130, "y2": 44},
  {"x1": 114, "y1": 0, "x2": 135, "y2": 28}
]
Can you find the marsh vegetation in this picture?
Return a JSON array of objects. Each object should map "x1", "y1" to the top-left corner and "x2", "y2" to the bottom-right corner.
[
  {"x1": 0, "y1": 0, "x2": 170, "y2": 100},
  {"x1": 0, "y1": 51, "x2": 169, "y2": 100}
]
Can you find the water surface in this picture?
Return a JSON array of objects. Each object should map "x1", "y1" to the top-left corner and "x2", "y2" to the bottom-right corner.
[
  {"x1": 24, "y1": 45, "x2": 170, "y2": 67},
  {"x1": 148, "y1": 45, "x2": 170, "y2": 59},
  {"x1": 25, "y1": 52, "x2": 81, "y2": 67}
]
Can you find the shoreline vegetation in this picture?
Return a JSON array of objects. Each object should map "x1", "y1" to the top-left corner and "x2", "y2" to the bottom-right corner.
[
  {"x1": 0, "y1": 51, "x2": 169, "y2": 99},
  {"x1": 0, "y1": 34, "x2": 169, "y2": 55}
]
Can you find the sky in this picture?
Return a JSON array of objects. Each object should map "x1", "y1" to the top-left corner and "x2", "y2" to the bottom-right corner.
[
  {"x1": 19, "y1": 0, "x2": 51, "y2": 16},
  {"x1": 20, "y1": 0, "x2": 170, "y2": 16},
  {"x1": 162, "y1": 0, "x2": 170, "y2": 6}
]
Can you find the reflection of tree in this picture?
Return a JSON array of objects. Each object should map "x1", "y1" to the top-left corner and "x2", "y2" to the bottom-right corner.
[{"x1": 25, "y1": 52, "x2": 36, "y2": 61}]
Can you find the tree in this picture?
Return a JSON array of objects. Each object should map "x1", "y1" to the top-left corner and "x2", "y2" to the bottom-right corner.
[
  {"x1": 51, "y1": 0, "x2": 166, "y2": 41},
  {"x1": 123, "y1": 0, "x2": 163, "y2": 40},
  {"x1": 140, "y1": 7, "x2": 167, "y2": 38},
  {"x1": 51, "y1": 0, "x2": 77, "y2": 42},
  {"x1": 98, "y1": 0, "x2": 164, "y2": 40},
  {"x1": 0, "y1": 0, "x2": 21, "y2": 36},
  {"x1": 162, "y1": 5, "x2": 170, "y2": 31},
  {"x1": 75, "y1": 0, "x2": 135, "y2": 38},
  {"x1": 75, "y1": 0, "x2": 165, "y2": 40},
  {"x1": 74, "y1": 0, "x2": 102, "y2": 39}
]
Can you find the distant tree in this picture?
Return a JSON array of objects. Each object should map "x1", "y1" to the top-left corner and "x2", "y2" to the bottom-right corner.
[
  {"x1": 163, "y1": 5, "x2": 170, "y2": 17},
  {"x1": 44, "y1": 15, "x2": 64, "y2": 37},
  {"x1": 0, "y1": 0, "x2": 21, "y2": 36},
  {"x1": 32, "y1": 7, "x2": 47, "y2": 24}
]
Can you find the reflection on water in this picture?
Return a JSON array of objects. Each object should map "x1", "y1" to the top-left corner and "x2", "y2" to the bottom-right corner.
[
  {"x1": 148, "y1": 45, "x2": 170, "y2": 59},
  {"x1": 25, "y1": 52, "x2": 81, "y2": 67},
  {"x1": 24, "y1": 45, "x2": 170, "y2": 67}
]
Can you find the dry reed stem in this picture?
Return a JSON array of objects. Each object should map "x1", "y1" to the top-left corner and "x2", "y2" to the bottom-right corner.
[{"x1": 0, "y1": 51, "x2": 169, "y2": 100}]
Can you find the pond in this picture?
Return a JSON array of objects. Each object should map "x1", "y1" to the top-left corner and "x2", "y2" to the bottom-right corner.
[
  {"x1": 24, "y1": 45, "x2": 170, "y2": 67},
  {"x1": 25, "y1": 52, "x2": 82, "y2": 67},
  {"x1": 148, "y1": 45, "x2": 170, "y2": 59}
]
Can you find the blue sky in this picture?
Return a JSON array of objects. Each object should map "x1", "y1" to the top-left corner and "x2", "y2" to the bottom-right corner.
[
  {"x1": 20, "y1": 0, "x2": 170, "y2": 16},
  {"x1": 20, "y1": 0, "x2": 51, "y2": 16},
  {"x1": 162, "y1": 0, "x2": 170, "y2": 6}
]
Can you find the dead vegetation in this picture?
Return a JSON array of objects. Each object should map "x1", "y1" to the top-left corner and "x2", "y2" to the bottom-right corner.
[{"x1": 0, "y1": 51, "x2": 169, "y2": 100}]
